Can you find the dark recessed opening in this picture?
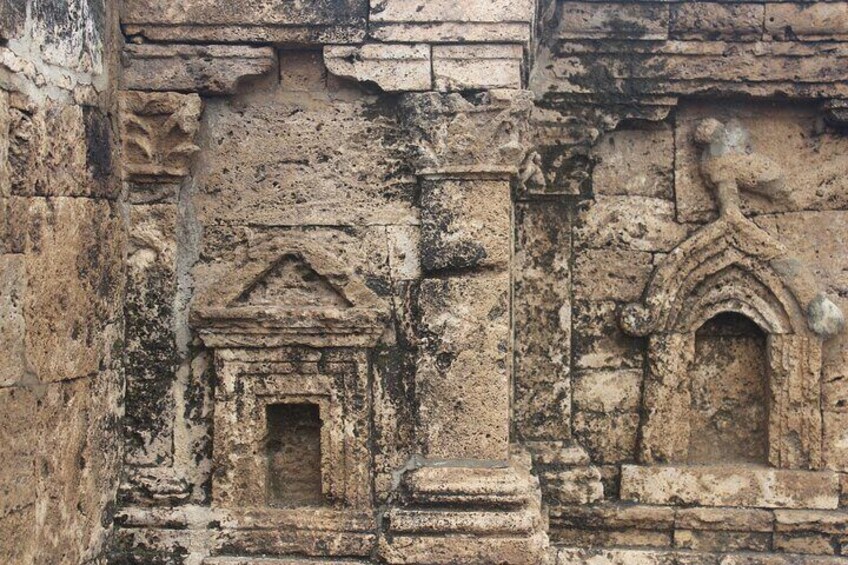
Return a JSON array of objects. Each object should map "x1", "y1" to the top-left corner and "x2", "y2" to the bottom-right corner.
[
  {"x1": 266, "y1": 403, "x2": 324, "y2": 507},
  {"x1": 689, "y1": 312, "x2": 769, "y2": 465}
]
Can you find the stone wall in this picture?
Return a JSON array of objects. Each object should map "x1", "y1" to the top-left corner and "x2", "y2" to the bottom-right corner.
[
  {"x1": 0, "y1": 1, "x2": 124, "y2": 564},
  {"x1": 3, "y1": 0, "x2": 848, "y2": 564}
]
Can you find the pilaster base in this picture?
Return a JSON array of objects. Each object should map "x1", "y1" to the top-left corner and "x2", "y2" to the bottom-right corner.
[{"x1": 379, "y1": 454, "x2": 550, "y2": 564}]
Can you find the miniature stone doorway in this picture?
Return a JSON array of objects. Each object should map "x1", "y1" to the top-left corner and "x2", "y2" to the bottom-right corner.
[
  {"x1": 618, "y1": 117, "x2": 845, "y2": 509},
  {"x1": 190, "y1": 237, "x2": 388, "y2": 558}
]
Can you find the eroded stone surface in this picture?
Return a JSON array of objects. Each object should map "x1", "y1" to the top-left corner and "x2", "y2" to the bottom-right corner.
[
  {"x1": 621, "y1": 465, "x2": 840, "y2": 509},
  {"x1": 123, "y1": 44, "x2": 277, "y2": 95},
  {"x1": 6, "y1": 1, "x2": 848, "y2": 564}
]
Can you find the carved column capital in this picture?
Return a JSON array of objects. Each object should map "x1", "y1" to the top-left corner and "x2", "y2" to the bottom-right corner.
[
  {"x1": 402, "y1": 89, "x2": 535, "y2": 177},
  {"x1": 119, "y1": 91, "x2": 202, "y2": 184}
]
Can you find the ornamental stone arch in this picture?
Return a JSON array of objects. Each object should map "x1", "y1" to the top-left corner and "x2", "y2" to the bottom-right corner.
[{"x1": 619, "y1": 117, "x2": 845, "y2": 471}]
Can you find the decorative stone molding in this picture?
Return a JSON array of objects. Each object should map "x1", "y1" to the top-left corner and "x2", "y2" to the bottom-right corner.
[
  {"x1": 119, "y1": 91, "x2": 202, "y2": 183},
  {"x1": 191, "y1": 238, "x2": 389, "y2": 349},
  {"x1": 122, "y1": 0, "x2": 368, "y2": 44},
  {"x1": 122, "y1": 44, "x2": 277, "y2": 95},
  {"x1": 186, "y1": 239, "x2": 389, "y2": 558},
  {"x1": 620, "y1": 118, "x2": 844, "y2": 470},
  {"x1": 536, "y1": 2, "x2": 848, "y2": 104},
  {"x1": 211, "y1": 347, "x2": 373, "y2": 509},
  {"x1": 379, "y1": 453, "x2": 550, "y2": 564},
  {"x1": 323, "y1": 44, "x2": 431, "y2": 92}
]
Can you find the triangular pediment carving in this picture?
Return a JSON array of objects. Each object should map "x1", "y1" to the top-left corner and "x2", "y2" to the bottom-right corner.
[
  {"x1": 191, "y1": 239, "x2": 389, "y2": 348},
  {"x1": 232, "y1": 254, "x2": 352, "y2": 309}
]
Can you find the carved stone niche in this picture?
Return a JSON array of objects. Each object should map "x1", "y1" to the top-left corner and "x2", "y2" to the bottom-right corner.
[
  {"x1": 191, "y1": 238, "x2": 388, "y2": 559},
  {"x1": 618, "y1": 117, "x2": 845, "y2": 510}
]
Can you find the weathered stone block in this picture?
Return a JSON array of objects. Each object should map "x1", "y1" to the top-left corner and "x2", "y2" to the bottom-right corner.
[
  {"x1": 575, "y1": 196, "x2": 689, "y2": 253},
  {"x1": 433, "y1": 45, "x2": 523, "y2": 92},
  {"x1": 539, "y1": 41, "x2": 848, "y2": 101},
  {"x1": 775, "y1": 532, "x2": 837, "y2": 555},
  {"x1": 670, "y1": 3, "x2": 764, "y2": 41},
  {"x1": 0, "y1": 254, "x2": 25, "y2": 387},
  {"x1": 544, "y1": 467, "x2": 604, "y2": 505},
  {"x1": 556, "y1": 2, "x2": 669, "y2": 40},
  {"x1": 621, "y1": 465, "x2": 840, "y2": 509},
  {"x1": 573, "y1": 247, "x2": 653, "y2": 302},
  {"x1": 369, "y1": 0, "x2": 533, "y2": 43},
  {"x1": 824, "y1": 411, "x2": 848, "y2": 471},
  {"x1": 324, "y1": 44, "x2": 431, "y2": 92},
  {"x1": 370, "y1": 0, "x2": 533, "y2": 24},
  {"x1": 417, "y1": 274, "x2": 510, "y2": 461},
  {"x1": 420, "y1": 177, "x2": 510, "y2": 273},
  {"x1": 557, "y1": 547, "x2": 848, "y2": 564},
  {"x1": 402, "y1": 90, "x2": 534, "y2": 174},
  {"x1": 676, "y1": 507, "x2": 773, "y2": 533},
  {"x1": 9, "y1": 102, "x2": 116, "y2": 198},
  {"x1": 554, "y1": 527, "x2": 671, "y2": 549},
  {"x1": 573, "y1": 411, "x2": 639, "y2": 464},
  {"x1": 674, "y1": 530, "x2": 771, "y2": 552},
  {"x1": 528, "y1": 442, "x2": 590, "y2": 467},
  {"x1": 386, "y1": 225, "x2": 421, "y2": 281},
  {"x1": 573, "y1": 300, "x2": 643, "y2": 371},
  {"x1": 195, "y1": 87, "x2": 417, "y2": 227},
  {"x1": 592, "y1": 128, "x2": 674, "y2": 199},
  {"x1": 514, "y1": 201, "x2": 572, "y2": 440},
  {"x1": 0, "y1": 387, "x2": 37, "y2": 521},
  {"x1": 19, "y1": 197, "x2": 124, "y2": 383},
  {"x1": 776, "y1": 510, "x2": 848, "y2": 535},
  {"x1": 122, "y1": 44, "x2": 277, "y2": 95},
  {"x1": 0, "y1": 371, "x2": 121, "y2": 564},
  {"x1": 823, "y1": 369, "x2": 848, "y2": 413},
  {"x1": 0, "y1": 0, "x2": 25, "y2": 41},
  {"x1": 124, "y1": 204, "x2": 178, "y2": 467},
  {"x1": 676, "y1": 102, "x2": 848, "y2": 222},
  {"x1": 122, "y1": 0, "x2": 368, "y2": 43},
  {"x1": 766, "y1": 3, "x2": 848, "y2": 41},
  {"x1": 551, "y1": 503, "x2": 675, "y2": 531},
  {"x1": 572, "y1": 369, "x2": 641, "y2": 413},
  {"x1": 280, "y1": 50, "x2": 328, "y2": 92}
]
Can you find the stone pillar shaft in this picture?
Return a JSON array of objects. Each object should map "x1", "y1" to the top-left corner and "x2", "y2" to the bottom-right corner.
[{"x1": 417, "y1": 173, "x2": 513, "y2": 462}]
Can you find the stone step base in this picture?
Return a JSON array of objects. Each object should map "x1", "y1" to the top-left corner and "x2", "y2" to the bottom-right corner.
[
  {"x1": 386, "y1": 507, "x2": 542, "y2": 535},
  {"x1": 554, "y1": 547, "x2": 847, "y2": 565},
  {"x1": 380, "y1": 532, "x2": 550, "y2": 565},
  {"x1": 203, "y1": 558, "x2": 370, "y2": 565}
]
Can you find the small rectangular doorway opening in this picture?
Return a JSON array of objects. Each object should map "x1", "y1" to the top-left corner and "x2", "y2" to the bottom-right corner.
[
  {"x1": 266, "y1": 403, "x2": 324, "y2": 507},
  {"x1": 689, "y1": 312, "x2": 769, "y2": 465}
]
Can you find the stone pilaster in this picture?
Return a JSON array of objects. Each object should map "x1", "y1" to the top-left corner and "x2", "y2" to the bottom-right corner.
[
  {"x1": 380, "y1": 90, "x2": 549, "y2": 564},
  {"x1": 118, "y1": 91, "x2": 202, "y2": 501}
]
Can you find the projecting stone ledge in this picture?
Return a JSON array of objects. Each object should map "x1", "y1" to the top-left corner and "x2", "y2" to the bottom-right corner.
[
  {"x1": 123, "y1": 44, "x2": 277, "y2": 95},
  {"x1": 621, "y1": 465, "x2": 840, "y2": 510},
  {"x1": 121, "y1": 0, "x2": 367, "y2": 43},
  {"x1": 323, "y1": 44, "x2": 432, "y2": 92},
  {"x1": 555, "y1": 548, "x2": 848, "y2": 564}
]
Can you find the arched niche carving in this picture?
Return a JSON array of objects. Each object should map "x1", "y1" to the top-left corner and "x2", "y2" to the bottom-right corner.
[{"x1": 619, "y1": 118, "x2": 844, "y2": 471}]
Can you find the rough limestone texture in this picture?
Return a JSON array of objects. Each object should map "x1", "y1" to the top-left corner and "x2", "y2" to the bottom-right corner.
[
  {"x1": 4, "y1": 1, "x2": 848, "y2": 565},
  {"x1": 0, "y1": 1, "x2": 124, "y2": 564}
]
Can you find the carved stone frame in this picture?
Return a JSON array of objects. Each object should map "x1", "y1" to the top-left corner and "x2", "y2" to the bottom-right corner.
[
  {"x1": 621, "y1": 215, "x2": 840, "y2": 470},
  {"x1": 212, "y1": 347, "x2": 371, "y2": 510},
  {"x1": 190, "y1": 236, "x2": 388, "y2": 534}
]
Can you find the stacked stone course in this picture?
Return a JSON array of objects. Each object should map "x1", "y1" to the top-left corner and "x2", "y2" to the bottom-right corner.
[{"x1": 2, "y1": 1, "x2": 848, "y2": 564}]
